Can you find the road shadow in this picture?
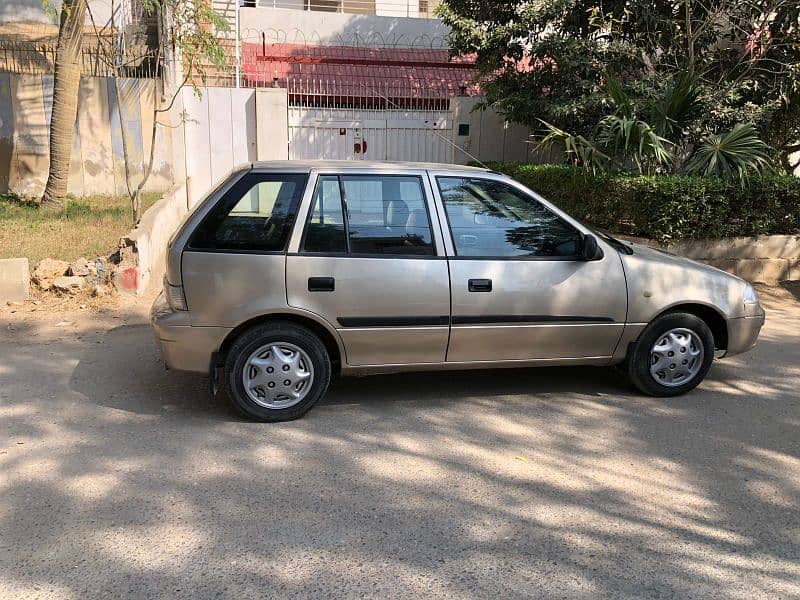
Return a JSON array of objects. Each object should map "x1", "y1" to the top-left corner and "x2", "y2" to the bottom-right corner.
[
  {"x1": 68, "y1": 323, "x2": 228, "y2": 418},
  {"x1": 780, "y1": 280, "x2": 800, "y2": 302},
  {"x1": 67, "y1": 322, "x2": 632, "y2": 419},
  {"x1": 324, "y1": 365, "x2": 627, "y2": 406},
  {"x1": 1, "y1": 294, "x2": 796, "y2": 597}
]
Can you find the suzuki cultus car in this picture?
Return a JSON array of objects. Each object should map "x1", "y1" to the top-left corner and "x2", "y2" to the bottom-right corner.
[{"x1": 152, "y1": 161, "x2": 765, "y2": 421}]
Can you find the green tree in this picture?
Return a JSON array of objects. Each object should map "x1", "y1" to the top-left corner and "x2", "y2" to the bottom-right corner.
[{"x1": 439, "y1": 0, "x2": 800, "y2": 172}]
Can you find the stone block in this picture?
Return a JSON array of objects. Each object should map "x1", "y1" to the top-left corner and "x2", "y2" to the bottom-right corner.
[
  {"x1": 32, "y1": 258, "x2": 69, "y2": 290},
  {"x1": 0, "y1": 258, "x2": 30, "y2": 302},
  {"x1": 68, "y1": 257, "x2": 92, "y2": 277},
  {"x1": 52, "y1": 275, "x2": 85, "y2": 293}
]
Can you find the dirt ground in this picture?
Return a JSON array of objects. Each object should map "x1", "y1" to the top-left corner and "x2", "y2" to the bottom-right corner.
[{"x1": 1, "y1": 283, "x2": 799, "y2": 598}]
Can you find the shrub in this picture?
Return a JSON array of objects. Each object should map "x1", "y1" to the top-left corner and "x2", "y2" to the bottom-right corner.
[{"x1": 484, "y1": 163, "x2": 800, "y2": 244}]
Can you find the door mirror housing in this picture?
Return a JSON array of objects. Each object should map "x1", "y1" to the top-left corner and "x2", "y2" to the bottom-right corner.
[{"x1": 581, "y1": 234, "x2": 604, "y2": 261}]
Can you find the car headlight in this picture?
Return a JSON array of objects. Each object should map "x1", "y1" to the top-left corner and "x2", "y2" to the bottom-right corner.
[{"x1": 743, "y1": 284, "x2": 759, "y2": 306}]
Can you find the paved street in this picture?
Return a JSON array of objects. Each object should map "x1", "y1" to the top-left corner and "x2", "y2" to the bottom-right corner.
[{"x1": 1, "y1": 285, "x2": 799, "y2": 599}]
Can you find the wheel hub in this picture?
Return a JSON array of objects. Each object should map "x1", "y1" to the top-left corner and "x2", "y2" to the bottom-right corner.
[
  {"x1": 243, "y1": 342, "x2": 314, "y2": 409},
  {"x1": 649, "y1": 328, "x2": 704, "y2": 387}
]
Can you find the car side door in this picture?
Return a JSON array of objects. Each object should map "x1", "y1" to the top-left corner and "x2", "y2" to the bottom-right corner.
[
  {"x1": 285, "y1": 169, "x2": 451, "y2": 367},
  {"x1": 430, "y1": 172, "x2": 628, "y2": 363}
]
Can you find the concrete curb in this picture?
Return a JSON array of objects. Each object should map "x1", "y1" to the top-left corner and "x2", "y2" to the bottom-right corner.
[{"x1": 114, "y1": 182, "x2": 189, "y2": 296}]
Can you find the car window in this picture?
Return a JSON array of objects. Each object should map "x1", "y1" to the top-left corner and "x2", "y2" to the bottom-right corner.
[
  {"x1": 437, "y1": 177, "x2": 582, "y2": 258},
  {"x1": 189, "y1": 173, "x2": 307, "y2": 252},
  {"x1": 302, "y1": 174, "x2": 435, "y2": 256},
  {"x1": 341, "y1": 175, "x2": 434, "y2": 255},
  {"x1": 303, "y1": 176, "x2": 347, "y2": 253}
]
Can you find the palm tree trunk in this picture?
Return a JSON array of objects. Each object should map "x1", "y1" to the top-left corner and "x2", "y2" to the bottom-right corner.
[{"x1": 41, "y1": 0, "x2": 87, "y2": 207}]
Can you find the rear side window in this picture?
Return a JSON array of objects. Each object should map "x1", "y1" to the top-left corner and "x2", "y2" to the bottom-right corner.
[
  {"x1": 189, "y1": 173, "x2": 307, "y2": 251},
  {"x1": 302, "y1": 174, "x2": 435, "y2": 256}
]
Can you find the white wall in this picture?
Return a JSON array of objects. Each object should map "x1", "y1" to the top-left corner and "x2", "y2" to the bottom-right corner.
[
  {"x1": 2, "y1": 0, "x2": 118, "y2": 27},
  {"x1": 237, "y1": 6, "x2": 449, "y2": 48},
  {"x1": 181, "y1": 86, "x2": 258, "y2": 206},
  {"x1": 176, "y1": 89, "x2": 534, "y2": 203},
  {"x1": 450, "y1": 97, "x2": 535, "y2": 165},
  {"x1": 0, "y1": 73, "x2": 176, "y2": 197},
  {"x1": 256, "y1": 88, "x2": 289, "y2": 161}
]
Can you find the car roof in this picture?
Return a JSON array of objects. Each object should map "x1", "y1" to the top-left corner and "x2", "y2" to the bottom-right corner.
[{"x1": 248, "y1": 160, "x2": 492, "y2": 173}]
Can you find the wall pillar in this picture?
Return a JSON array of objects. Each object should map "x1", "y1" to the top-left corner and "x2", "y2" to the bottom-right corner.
[
  {"x1": 255, "y1": 88, "x2": 289, "y2": 161},
  {"x1": 449, "y1": 96, "x2": 483, "y2": 165}
]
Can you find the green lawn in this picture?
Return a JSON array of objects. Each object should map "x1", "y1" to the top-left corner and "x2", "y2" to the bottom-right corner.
[{"x1": 0, "y1": 192, "x2": 159, "y2": 266}]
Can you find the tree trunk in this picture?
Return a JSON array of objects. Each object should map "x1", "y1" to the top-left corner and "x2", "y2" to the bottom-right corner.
[{"x1": 41, "y1": 0, "x2": 87, "y2": 207}]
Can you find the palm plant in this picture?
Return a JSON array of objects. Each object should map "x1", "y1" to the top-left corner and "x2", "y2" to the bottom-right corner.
[
  {"x1": 537, "y1": 121, "x2": 609, "y2": 173},
  {"x1": 535, "y1": 68, "x2": 774, "y2": 181},
  {"x1": 537, "y1": 75, "x2": 673, "y2": 175},
  {"x1": 650, "y1": 70, "x2": 703, "y2": 141},
  {"x1": 684, "y1": 123, "x2": 773, "y2": 180},
  {"x1": 596, "y1": 115, "x2": 673, "y2": 174}
]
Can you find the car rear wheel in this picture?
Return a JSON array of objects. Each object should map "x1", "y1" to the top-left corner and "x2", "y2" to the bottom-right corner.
[
  {"x1": 224, "y1": 322, "x2": 331, "y2": 422},
  {"x1": 627, "y1": 312, "x2": 715, "y2": 397}
]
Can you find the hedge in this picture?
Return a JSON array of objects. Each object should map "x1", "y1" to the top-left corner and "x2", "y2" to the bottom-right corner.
[{"x1": 482, "y1": 163, "x2": 800, "y2": 244}]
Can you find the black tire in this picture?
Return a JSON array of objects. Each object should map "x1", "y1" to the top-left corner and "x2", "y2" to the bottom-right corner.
[
  {"x1": 224, "y1": 322, "x2": 331, "y2": 422},
  {"x1": 627, "y1": 312, "x2": 715, "y2": 397}
]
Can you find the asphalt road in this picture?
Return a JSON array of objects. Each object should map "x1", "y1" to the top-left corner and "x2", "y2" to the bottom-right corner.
[{"x1": 1, "y1": 285, "x2": 799, "y2": 599}]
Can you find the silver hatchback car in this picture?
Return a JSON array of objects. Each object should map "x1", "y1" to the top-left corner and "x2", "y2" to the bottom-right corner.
[{"x1": 151, "y1": 161, "x2": 765, "y2": 421}]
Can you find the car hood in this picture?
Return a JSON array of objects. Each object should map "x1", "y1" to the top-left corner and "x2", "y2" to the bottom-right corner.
[
  {"x1": 618, "y1": 240, "x2": 749, "y2": 321},
  {"x1": 625, "y1": 241, "x2": 743, "y2": 281}
]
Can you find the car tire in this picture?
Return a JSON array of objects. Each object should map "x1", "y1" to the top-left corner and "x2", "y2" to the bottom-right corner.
[
  {"x1": 224, "y1": 322, "x2": 331, "y2": 422},
  {"x1": 627, "y1": 312, "x2": 715, "y2": 397}
]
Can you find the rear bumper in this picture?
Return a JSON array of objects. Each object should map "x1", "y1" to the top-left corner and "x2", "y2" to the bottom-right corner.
[
  {"x1": 150, "y1": 292, "x2": 231, "y2": 373},
  {"x1": 725, "y1": 309, "x2": 766, "y2": 357}
]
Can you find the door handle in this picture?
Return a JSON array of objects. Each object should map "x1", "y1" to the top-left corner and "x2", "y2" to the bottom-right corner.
[
  {"x1": 468, "y1": 278, "x2": 492, "y2": 292},
  {"x1": 308, "y1": 277, "x2": 335, "y2": 292}
]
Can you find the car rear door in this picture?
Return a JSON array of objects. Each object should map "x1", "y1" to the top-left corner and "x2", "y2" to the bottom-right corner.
[
  {"x1": 285, "y1": 169, "x2": 451, "y2": 367},
  {"x1": 430, "y1": 171, "x2": 628, "y2": 363},
  {"x1": 181, "y1": 170, "x2": 309, "y2": 327}
]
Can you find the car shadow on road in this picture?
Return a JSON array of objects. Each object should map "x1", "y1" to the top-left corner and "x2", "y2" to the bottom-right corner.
[
  {"x1": 67, "y1": 323, "x2": 226, "y2": 418},
  {"x1": 68, "y1": 323, "x2": 632, "y2": 419},
  {"x1": 324, "y1": 365, "x2": 627, "y2": 406}
]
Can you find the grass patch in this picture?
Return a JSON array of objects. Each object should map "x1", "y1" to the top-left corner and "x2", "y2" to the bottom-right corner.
[{"x1": 0, "y1": 192, "x2": 160, "y2": 265}]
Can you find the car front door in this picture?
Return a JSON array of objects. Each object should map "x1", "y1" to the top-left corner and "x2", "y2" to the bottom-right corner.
[
  {"x1": 431, "y1": 173, "x2": 628, "y2": 363},
  {"x1": 285, "y1": 170, "x2": 451, "y2": 367}
]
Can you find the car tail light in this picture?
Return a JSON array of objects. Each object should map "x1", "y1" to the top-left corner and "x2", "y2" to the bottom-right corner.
[{"x1": 164, "y1": 277, "x2": 188, "y2": 311}]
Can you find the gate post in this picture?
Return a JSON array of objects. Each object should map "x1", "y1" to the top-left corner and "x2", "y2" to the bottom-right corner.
[{"x1": 256, "y1": 88, "x2": 289, "y2": 160}]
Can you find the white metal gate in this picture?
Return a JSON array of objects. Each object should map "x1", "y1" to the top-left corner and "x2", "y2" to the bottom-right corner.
[{"x1": 288, "y1": 107, "x2": 453, "y2": 162}]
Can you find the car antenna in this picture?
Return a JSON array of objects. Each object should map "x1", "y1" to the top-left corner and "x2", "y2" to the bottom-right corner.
[{"x1": 359, "y1": 83, "x2": 491, "y2": 169}]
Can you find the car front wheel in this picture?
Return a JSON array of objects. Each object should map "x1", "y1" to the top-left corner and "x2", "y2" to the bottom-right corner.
[
  {"x1": 627, "y1": 312, "x2": 715, "y2": 397},
  {"x1": 224, "y1": 322, "x2": 331, "y2": 422}
]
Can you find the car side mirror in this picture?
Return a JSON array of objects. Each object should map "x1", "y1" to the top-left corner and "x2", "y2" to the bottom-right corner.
[{"x1": 581, "y1": 234, "x2": 604, "y2": 261}]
